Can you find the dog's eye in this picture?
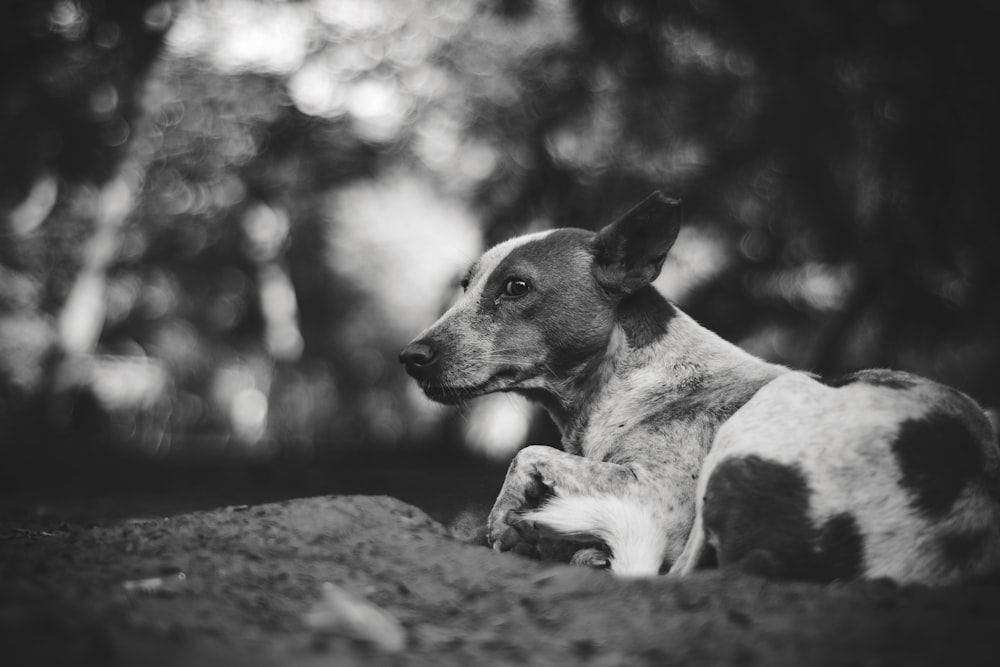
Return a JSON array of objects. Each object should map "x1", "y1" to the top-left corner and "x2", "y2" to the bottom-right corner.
[
  {"x1": 503, "y1": 278, "x2": 530, "y2": 298},
  {"x1": 460, "y1": 275, "x2": 470, "y2": 292}
]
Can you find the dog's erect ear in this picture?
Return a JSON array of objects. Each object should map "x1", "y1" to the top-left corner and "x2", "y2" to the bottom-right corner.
[{"x1": 592, "y1": 191, "x2": 682, "y2": 295}]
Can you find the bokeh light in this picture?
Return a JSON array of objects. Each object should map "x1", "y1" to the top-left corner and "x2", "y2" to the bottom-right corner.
[{"x1": 2, "y1": 0, "x2": 999, "y2": 462}]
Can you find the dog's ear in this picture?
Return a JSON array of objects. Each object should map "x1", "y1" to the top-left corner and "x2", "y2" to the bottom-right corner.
[{"x1": 592, "y1": 191, "x2": 682, "y2": 295}]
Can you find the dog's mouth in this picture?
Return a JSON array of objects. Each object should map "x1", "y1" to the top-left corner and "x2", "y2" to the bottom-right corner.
[
  {"x1": 419, "y1": 369, "x2": 524, "y2": 404},
  {"x1": 419, "y1": 381, "x2": 490, "y2": 404}
]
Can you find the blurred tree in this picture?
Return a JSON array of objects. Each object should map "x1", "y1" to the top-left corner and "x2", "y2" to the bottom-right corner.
[
  {"x1": 0, "y1": 0, "x2": 171, "y2": 200},
  {"x1": 464, "y1": 0, "x2": 1000, "y2": 403},
  {"x1": 2, "y1": 0, "x2": 998, "y2": 461},
  {"x1": 0, "y1": 0, "x2": 174, "y2": 446}
]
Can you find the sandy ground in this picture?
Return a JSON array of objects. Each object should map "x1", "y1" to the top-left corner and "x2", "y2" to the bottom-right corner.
[{"x1": 2, "y1": 493, "x2": 1000, "y2": 666}]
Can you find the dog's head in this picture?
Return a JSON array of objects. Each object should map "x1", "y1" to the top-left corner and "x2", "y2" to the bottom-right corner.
[{"x1": 399, "y1": 191, "x2": 681, "y2": 404}]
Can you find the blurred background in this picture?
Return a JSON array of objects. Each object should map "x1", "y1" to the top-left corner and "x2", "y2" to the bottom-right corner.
[{"x1": 1, "y1": 0, "x2": 999, "y2": 522}]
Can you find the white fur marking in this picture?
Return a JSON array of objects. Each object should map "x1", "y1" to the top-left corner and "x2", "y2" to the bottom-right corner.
[
  {"x1": 522, "y1": 494, "x2": 666, "y2": 577},
  {"x1": 416, "y1": 230, "x2": 555, "y2": 338},
  {"x1": 469, "y1": 230, "x2": 555, "y2": 296}
]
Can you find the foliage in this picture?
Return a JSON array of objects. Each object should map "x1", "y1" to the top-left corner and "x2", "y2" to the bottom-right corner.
[{"x1": 1, "y1": 0, "x2": 998, "y2": 458}]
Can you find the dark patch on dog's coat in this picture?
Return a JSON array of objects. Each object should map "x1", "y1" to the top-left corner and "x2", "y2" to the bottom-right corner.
[
  {"x1": 939, "y1": 528, "x2": 992, "y2": 568},
  {"x1": 817, "y1": 369, "x2": 918, "y2": 390},
  {"x1": 617, "y1": 286, "x2": 676, "y2": 348},
  {"x1": 477, "y1": 229, "x2": 618, "y2": 380},
  {"x1": 478, "y1": 229, "x2": 595, "y2": 315},
  {"x1": 891, "y1": 411, "x2": 983, "y2": 516},
  {"x1": 694, "y1": 542, "x2": 718, "y2": 571},
  {"x1": 703, "y1": 455, "x2": 864, "y2": 582},
  {"x1": 817, "y1": 513, "x2": 865, "y2": 580},
  {"x1": 702, "y1": 456, "x2": 811, "y2": 577}
]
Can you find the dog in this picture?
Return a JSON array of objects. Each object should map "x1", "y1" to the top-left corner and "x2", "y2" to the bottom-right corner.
[{"x1": 399, "y1": 191, "x2": 1000, "y2": 584}]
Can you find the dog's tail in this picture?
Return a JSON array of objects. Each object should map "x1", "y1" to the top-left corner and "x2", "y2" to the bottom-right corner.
[{"x1": 521, "y1": 494, "x2": 666, "y2": 577}]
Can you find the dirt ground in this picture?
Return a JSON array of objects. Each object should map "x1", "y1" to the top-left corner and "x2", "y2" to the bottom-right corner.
[{"x1": 2, "y1": 490, "x2": 1000, "y2": 667}]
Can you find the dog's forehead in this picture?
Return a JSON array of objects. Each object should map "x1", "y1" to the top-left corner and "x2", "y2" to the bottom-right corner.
[
  {"x1": 472, "y1": 228, "x2": 594, "y2": 284},
  {"x1": 473, "y1": 230, "x2": 555, "y2": 281}
]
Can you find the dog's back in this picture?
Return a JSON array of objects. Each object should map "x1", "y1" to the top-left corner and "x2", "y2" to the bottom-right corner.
[{"x1": 676, "y1": 370, "x2": 1000, "y2": 584}]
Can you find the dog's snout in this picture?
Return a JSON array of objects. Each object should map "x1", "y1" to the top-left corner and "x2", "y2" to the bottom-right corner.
[{"x1": 399, "y1": 340, "x2": 439, "y2": 376}]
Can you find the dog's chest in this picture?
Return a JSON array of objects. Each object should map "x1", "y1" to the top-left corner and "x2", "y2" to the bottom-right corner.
[
  {"x1": 574, "y1": 375, "x2": 683, "y2": 462},
  {"x1": 572, "y1": 366, "x2": 741, "y2": 470}
]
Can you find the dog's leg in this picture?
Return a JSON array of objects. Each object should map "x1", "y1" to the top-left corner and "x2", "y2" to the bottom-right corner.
[
  {"x1": 666, "y1": 513, "x2": 707, "y2": 577},
  {"x1": 487, "y1": 444, "x2": 637, "y2": 553}
]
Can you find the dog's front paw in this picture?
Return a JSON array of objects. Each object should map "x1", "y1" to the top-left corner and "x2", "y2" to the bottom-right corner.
[
  {"x1": 570, "y1": 547, "x2": 611, "y2": 570},
  {"x1": 488, "y1": 446, "x2": 552, "y2": 554},
  {"x1": 488, "y1": 510, "x2": 538, "y2": 558},
  {"x1": 487, "y1": 505, "x2": 539, "y2": 555},
  {"x1": 488, "y1": 490, "x2": 545, "y2": 555}
]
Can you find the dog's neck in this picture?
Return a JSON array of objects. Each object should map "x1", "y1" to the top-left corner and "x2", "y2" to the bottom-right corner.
[{"x1": 524, "y1": 288, "x2": 787, "y2": 457}]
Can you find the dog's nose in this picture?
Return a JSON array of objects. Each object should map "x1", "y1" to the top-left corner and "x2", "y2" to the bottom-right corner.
[{"x1": 399, "y1": 340, "x2": 438, "y2": 375}]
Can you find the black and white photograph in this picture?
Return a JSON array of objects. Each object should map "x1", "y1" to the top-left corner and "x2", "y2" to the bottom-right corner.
[{"x1": 2, "y1": 1, "x2": 999, "y2": 665}]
